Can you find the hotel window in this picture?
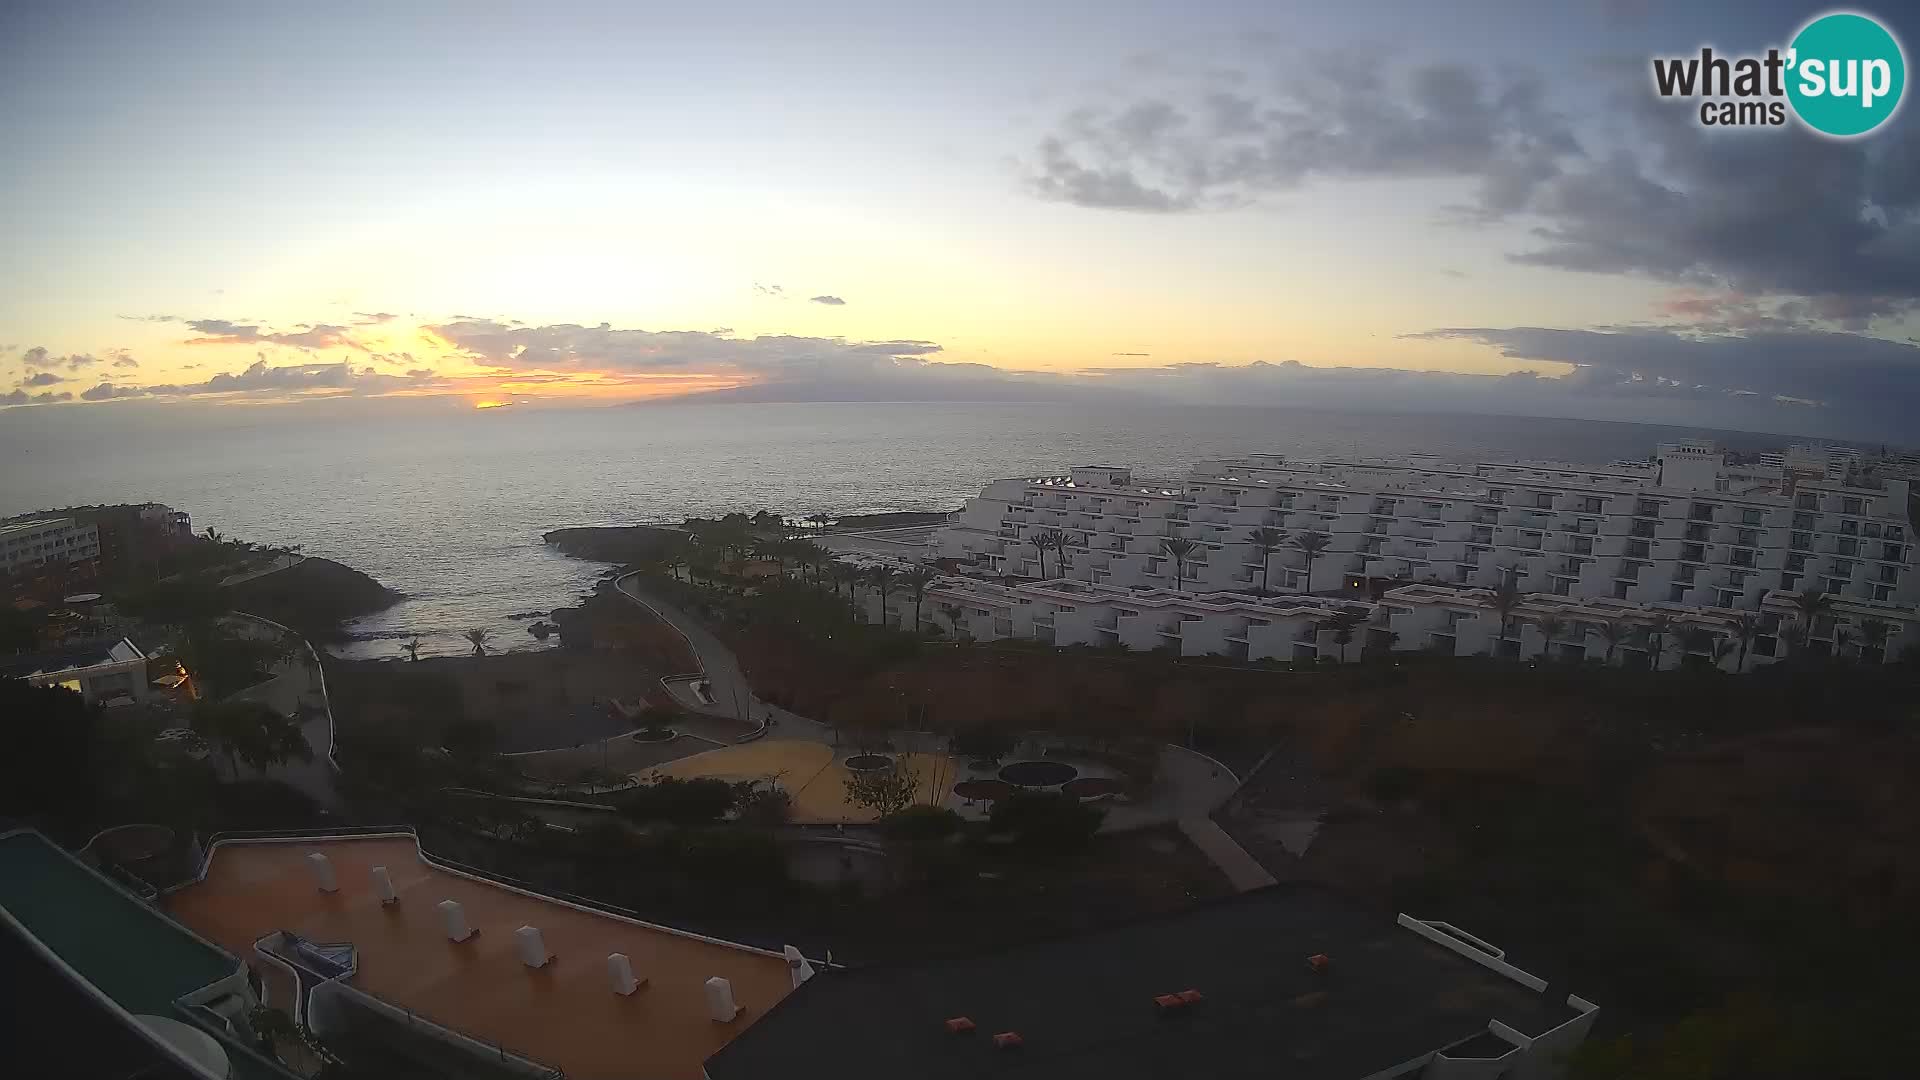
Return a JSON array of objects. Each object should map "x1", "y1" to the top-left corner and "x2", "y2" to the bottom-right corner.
[
  {"x1": 1874, "y1": 584, "x2": 1895, "y2": 601},
  {"x1": 1627, "y1": 539, "x2": 1651, "y2": 558},
  {"x1": 1786, "y1": 554, "x2": 1808, "y2": 572},
  {"x1": 1679, "y1": 543, "x2": 1704, "y2": 562},
  {"x1": 1689, "y1": 502, "x2": 1716, "y2": 520},
  {"x1": 1796, "y1": 492, "x2": 1819, "y2": 509},
  {"x1": 1889, "y1": 525, "x2": 1907, "y2": 542},
  {"x1": 1840, "y1": 519, "x2": 1859, "y2": 536},
  {"x1": 1741, "y1": 508, "x2": 1763, "y2": 526},
  {"x1": 1685, "y1": 523, "x2": 1710, "y2": 542},
  {"x1": 1824, "y1": 577, "x2": 1847, "y2": 593},
  {"x1": 1631, "y1": 519, "x2": 1655, "y2": 538},
  {"x1": 1735, "y1": 529, "x2": 1759, "y2": 547},
  {"x1": 1669, "y1": 584, "x2": 1687, "y2": 602},
  {"x1": 1832, "y1": 560, "x2": 1856, "y2": 578},
  {"x1": 1790, "y1": 532, "x2": 1814, "y2": 551},
  {"x1": 1580, "y1": 497, "x2": 1605, "y2": 514},
  {"x1": 1613, "y1": 582, "x2": 1631, "y2": 599},
  {"x1": 1675, "y1": 564, "x2": 1696, "y2": 583},
  {"x1": 1843, "y1": 497, "x2": 1864, "y2": 515},
  {"x1": 1730, "y1": 550, "x2": 1755, "y2": 568},
  {"x1": 1837, "y1": 537, "x2": 1858, "y2": 556},
  {"x1": 1635, "y1": 499, "x2": 1660, "y2": 516},
  {"x1": 1792, "y1": 512, "x2": 1817, "y2": 530},
  {"x1": 1880, "y1": 565, "x2": 1899, "y2": 583},
  {"x1": 1534, "y1": 493, "x2": 1554, "y2": 509},
  {"x1": 1780, "y1": 572, "x2": 1800, "y2": 591},
  {"x1": 1553, "y1": 578, "x2": 1572, "y2": 596},
  {"x1": 1718, "y1": 589, "x2": 1739, "y2": 607}
]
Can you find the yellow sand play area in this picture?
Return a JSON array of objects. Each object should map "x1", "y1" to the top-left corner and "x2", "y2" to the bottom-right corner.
[{"x1": 639, "y1": 739, "x2": 962, "y2": 823}]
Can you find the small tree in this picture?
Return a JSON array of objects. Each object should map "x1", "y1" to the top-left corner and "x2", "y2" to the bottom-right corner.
[
  {"x1": 1326, "y1": 609, "x2": 1366, "y2": 662},
  {"x1": 843, "y1": 761, "x2": 922, "y2": 819},
  {"x1": 400, "y1": 636, "x2": 422, "y2": 662},
  {"x1": 989, "y1": 790, "x2": 1104, "y2": 854},
  {"x1": 1286, "y1": 530, "x2": 1332, "y2": 592},
  {"x1": 1158, "y1": 537, "x2": 1196, "y2": 592},
  {"x1": 191, "y1": 700, "x2": 313, "y2": 780},
  {"x1": 1597, "y1": 619, "x2": 1630, "y2": 665},
  {"x1": 902, "y1": 566, "x2": 938, "y2": 633},
  {"x1": 463, "y1": 627, "x2": 490, "y2": 656},
  {"x1": 1244, "y1": 526, "x2": 1287, "y2": 595}
]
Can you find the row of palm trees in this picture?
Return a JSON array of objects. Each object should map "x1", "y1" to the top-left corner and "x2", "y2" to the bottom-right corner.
[
  {"x1": 1491, "y1": 588, "x2": 1891, "y2": 670},
  {"x1": 1152, "y1": 526, "x2": 1334, "y2": 594}
]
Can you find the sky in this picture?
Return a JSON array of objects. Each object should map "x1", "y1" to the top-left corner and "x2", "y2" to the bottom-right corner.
[{"x1": 2, "y1": 0, "x2": 1918, "y2": 441}]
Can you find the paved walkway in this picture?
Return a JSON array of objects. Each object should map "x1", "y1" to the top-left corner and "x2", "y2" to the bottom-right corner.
[
  {"x1": 1177, "y1": 815, "x2": 1277, "y2": 892},
  {"x1": 224, "y1": 616, "x2": 341, "y2": 810}
]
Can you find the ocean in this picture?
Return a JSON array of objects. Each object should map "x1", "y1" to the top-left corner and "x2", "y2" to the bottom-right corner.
[{"x1": 0, "y1": 400, "x2": 1798, "y2": 659}]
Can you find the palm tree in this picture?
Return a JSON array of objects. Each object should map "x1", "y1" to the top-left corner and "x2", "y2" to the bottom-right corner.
[
  {"x1": 1832, "y1": 626, "x2": 1855, "y2": 662},
  {"x1": 1787, "y1": 589, "x2": 1834, "y2": 657},
  {"x1": 191, "y1": 700, "x2": 312, "y2": 780},
  {"x1": 831, "y1": 563, "x2": 862, "y2": 621},
  {"x1": 1727, "y1": 612, "x2": 1761, "y2": 673},
  {"x1": 939, "y1": 602, "x2": 969, "y2": 640},
  {"x1": 1326, "y1": 610, "x2": 1366, "y2": 662},
  {"x1": 1858, "y1": 617, "x2": 1892, "y2": 663},
  {"x1": 1639, "y1": 613, "x2": 1674, "y2": 670},
  {"x1": 1031, "y1": 529, "x2": 1066, "y2": 578},
  {"x1": 1245, "y1": 527, "x2": 1287, "y2": 595},
  {"x1": 1597, "y1": 619, "x2": 1631, "y2": 665},
  {"x1": 1159, "y1": 537, "x2": 1197, "y2": 593},
  {"x1": 463, "y1": 627, "x2": 490, "y2": 656},
  {"x1": 902, "y1": 566, "x2": 937, "y2": 633},
  {"x1": 1286, "y1": 530, "x2": 1332, "y2": 593},
  {"x1": 868, "y1": 566, "x2": 898, "y2": 626},
  {"x1": 1533, "y1": 615, "x2": 1568, "y2": 661},
  {"x1": 1489, "y1": 570, "x2": 1524, "y2": 653},
  {"x1": 400, "y1": 637, "x2": 422, "y2": 663}
]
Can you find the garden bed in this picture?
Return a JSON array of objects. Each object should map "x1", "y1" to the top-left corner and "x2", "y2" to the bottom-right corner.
[
  {"x1": 953, "y1": 779, "x2": 1015, "y2": 802},
  {"x1": 998, "y1": 760, "x2": 1078, "y2": 787}
]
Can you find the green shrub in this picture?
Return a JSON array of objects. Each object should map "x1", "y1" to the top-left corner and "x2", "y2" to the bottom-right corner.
[{"x1": 989, "y1": 790, "x2": 1104, "y2": 854}]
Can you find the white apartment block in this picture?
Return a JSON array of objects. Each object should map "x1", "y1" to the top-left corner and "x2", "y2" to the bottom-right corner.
[
  {"x1": 0, "y1": 516, "x2": 101, "y2": 576},
  {"x1": 924, "y1": 441, "x2": 1919, "y2": 669}
]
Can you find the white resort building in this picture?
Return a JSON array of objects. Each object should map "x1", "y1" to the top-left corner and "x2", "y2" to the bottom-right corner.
[{"x1": 917, "y1": 440, "x2": 1919, "y2": 671}]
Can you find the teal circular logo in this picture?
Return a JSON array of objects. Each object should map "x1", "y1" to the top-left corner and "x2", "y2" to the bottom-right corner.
[{"x1": 1787, "y1": 12, "x2": 1906, "y2": 137}]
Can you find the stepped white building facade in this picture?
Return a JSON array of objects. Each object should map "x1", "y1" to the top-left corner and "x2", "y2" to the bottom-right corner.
[{"x1": 922, "y1": 441, "x2": 1919, "y2": 670}]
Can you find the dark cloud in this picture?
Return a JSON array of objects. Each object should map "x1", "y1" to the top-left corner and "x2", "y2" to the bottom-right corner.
[
  {"x1": 178, "y1": 318, "x2": 360, "y2": 350},
  {"x1": 67, "y1": 354, "x2": 99, "y2": 369},
  {"x1": 1111, "y1": 351, "x2": 1151, "y2": 357},
  {"x1": 753, "y1": 283, "x2": 786, "y2": 297},
  {"x1": 354, "y1": 312, "x2": 397, "y2": 324},
  {"x1": 1029, "y1": 57, "x2": 1577, "y2": 213},
  {"x1": 3, "y1": 389, "x2": 73, "y2": 406},
  {"x1": 80, "y1": 382, "x2": 149, "y2": 401},
  {"x1": 111, "y1": 353, "x2": 140, "y2": 368},
  {"x1": 1410, "y1": 325, "x2": 1920, "y2": 429},
  {"x1": 117, "y1": 313, "x2": 178, "y2": 323},
  {"x1": 809, "y1": 295, "x2": 847, "y2": 306},
  {"x1": 1031, "y1": 52, "x2": 1920, "y2": 318},
  {"x1": 22, "y1": 346, "x2": 48, "y2": 367},
  {"x1": 429, "y1": 319, "x2": 943, "y2": 378},
  {"x1": 22, "y1": 371, "x2": 64, "y2": 386}
]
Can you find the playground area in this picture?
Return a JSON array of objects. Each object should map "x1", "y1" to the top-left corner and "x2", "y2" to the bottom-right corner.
[{"x1": 640, "y1": 739, "x2": 965, "y2": 824}]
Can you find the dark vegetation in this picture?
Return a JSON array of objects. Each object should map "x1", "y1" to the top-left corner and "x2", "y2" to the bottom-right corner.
[{"x1": 1213, "y1": 656, "x2": 1920, "y2": 1078}]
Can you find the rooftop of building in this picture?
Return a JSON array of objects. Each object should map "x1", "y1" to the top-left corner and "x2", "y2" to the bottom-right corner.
[
  {"x1": 0, "y1": 515, "x2": 75, "y2": 535},
  {"x1": 0, "y1": 830, "x2": 239, "y2": 1024},
  {"x1": 164, "y1": 834, "x2": 797, "y2": 1080},
  {"x1": 705, "y1": 885, "x2": 1582, "y2": 1080},
  {"x1": 0, "y1": 635, "x2": 146, "y2": 680}
]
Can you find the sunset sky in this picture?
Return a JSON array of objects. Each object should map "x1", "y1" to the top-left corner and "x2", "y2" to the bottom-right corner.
[{"x1": 3, "y1": 1, "x2": 1917, "y2": 440}]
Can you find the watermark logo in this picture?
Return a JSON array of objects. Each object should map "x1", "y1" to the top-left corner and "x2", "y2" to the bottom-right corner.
[{"x1": 1651, "y1": 10, "x2": 1906, "y2": 138}]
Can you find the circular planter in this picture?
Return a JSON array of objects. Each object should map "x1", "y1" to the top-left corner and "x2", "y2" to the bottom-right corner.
[
  {"x1": 93, "y1": 823, "x2": 175, "y2": 864},
  {"x1": 954, "y1": 779, "x2": 1014, "y2": 802},
  {"x1": 1061, "y1": 776, "x2": 1124, "y2": 799},
  {"x1": 998, "y1": 760, "x2": 1079, "y2": 787},
  {"x1": 631, "y1": 728, "x2": 677, "y2": 744},
  {"x1": 843, "y1": 753, "x2": 895, "y2": 772}
]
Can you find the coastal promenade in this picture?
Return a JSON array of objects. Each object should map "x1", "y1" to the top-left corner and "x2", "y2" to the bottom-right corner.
[{"x1": 223, "y1": 614, "x2": 341, "y2": 811}]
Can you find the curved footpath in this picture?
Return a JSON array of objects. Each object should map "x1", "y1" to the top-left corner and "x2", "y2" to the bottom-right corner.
[{"x1": 610, "y1": 573, "x2": 1261, "y2": 880}]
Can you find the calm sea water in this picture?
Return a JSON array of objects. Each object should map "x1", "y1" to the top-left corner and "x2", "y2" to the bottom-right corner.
[{"x1": 0, "y1": 401, "x2": 1791, "y2": 659}]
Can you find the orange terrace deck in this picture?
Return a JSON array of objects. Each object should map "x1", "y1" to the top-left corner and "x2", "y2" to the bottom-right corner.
[{"x1": 166, "y1": 835, "x2": 794, "y2": 1080}]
